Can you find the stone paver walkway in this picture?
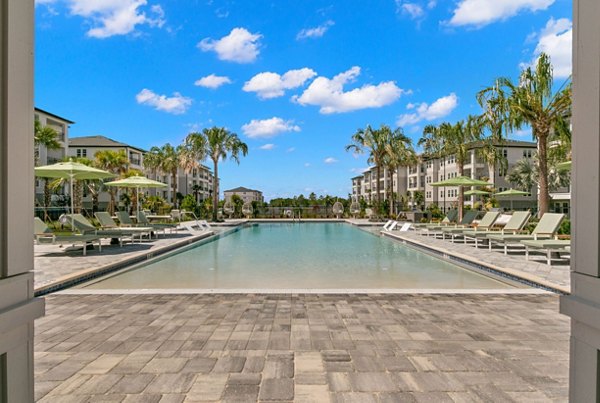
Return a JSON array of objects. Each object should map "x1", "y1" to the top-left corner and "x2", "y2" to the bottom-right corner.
[{"x1": 35, "y1": 294, "x2": 569, "y2": 402}]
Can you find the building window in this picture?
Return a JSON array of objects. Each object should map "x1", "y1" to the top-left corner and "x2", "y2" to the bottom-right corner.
[
  {"x1": 503, "y1": 149, "x2": 508, "y2": 158},
  {"x1": 76, "y1": 148, "x2": 87, "y2": 158},
  {"x1": 523, "y1": 149, "x2": 533, "y2": 158}
]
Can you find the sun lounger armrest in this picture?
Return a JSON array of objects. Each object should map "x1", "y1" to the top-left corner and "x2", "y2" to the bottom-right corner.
[{"x1": 35, "y1": 233, "x2": 56, "y2": 242}]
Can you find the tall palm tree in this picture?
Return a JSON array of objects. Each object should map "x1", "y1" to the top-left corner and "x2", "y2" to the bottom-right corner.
[
  {"x1": 143, "y1": 144, "x2": 185, "y2": 208},
  {"x1": 346, "y1": 125, "x2": 389, "y2": 214},
  {"x1": 34, "y1": 119, "x2": 61, "y2": 216},
  {"x1": 185, "y1": 127, "x2": 248, "y2": 221},
  {"x1": 383, "y1": 127, "x2": 416, "y2": 216},
  {"x1": 95, "y1": 149, "x2": 130, "y2": 214},
  {"x1": 478, "y1": 52, "x2": 572, "y2": 216},
  {"x1": 419, "y1": 124, "x2": 446, "y2": 211},
  {"x1": 443, "y1": 116, "x2": 483, "y2": 220},
  {"x1": 479, "y1": 141, "x2": 507, "y2": 189}
]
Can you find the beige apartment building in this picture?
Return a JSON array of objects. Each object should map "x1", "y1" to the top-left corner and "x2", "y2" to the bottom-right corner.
[
  {"x1": 224, "y1": 187, "x2": 264, "y2": 204},
  {"x1": 68, "y1": 135, "x2": 215, "y2": 209},
  {"x1": 34, "y1": 108, "x2": 74, "y2": 204},
  {"x1": 351, "y1": 140, "x2": 560, "y2": 213}
]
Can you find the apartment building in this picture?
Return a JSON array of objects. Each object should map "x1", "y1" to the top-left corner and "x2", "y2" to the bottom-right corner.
[
  {"x1": 67, "y1": 135, "x2": 215, "y2": 208},
  {"x1": 352, "y1": 140, "x2": 542, "y2": 212},
  {"x1": 224, "y1": 187, "x2": 264, "y2": 204},
  {"x1": 34, "y1": 108, "x2": 74, "y2": 203}
]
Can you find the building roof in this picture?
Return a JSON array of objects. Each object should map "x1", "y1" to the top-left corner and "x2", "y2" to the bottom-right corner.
[
  {"x1": 68, "y1": 135, "x2": 147, "y2": 153},
  {"x1": 224, "y1": 186, "x2": 262, "y2": 193},
  {"x1": 35, "y1": 107, "x2": 75, "y2": 124}
]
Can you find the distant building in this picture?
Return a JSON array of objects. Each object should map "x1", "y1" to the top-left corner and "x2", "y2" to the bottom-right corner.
[
  {"x1": 34, "y1": 107, "x2": 74, "y2": 203},
  {"x1": 224, "y1": 187, "x2": 264, "y2": 204},
  {"x1": 350, "y1": 140, "x2": 555, "y2": 213},
  {"x1": 68, "y1": 135, "x2": 215, "y2": 208}
]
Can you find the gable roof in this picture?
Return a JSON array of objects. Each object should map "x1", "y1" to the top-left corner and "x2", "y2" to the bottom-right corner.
[
  {"x1": 69, "y1": 135, "x2": 146, "y2": 153},
  {"x1": 224, "y1": 186, "x2": 261, "y2": 193},
  {"x1": 35, "y1": 107, "x2": 75, "y2": 124}
]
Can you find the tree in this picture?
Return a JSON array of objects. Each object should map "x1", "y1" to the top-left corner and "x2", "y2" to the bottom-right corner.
[
  {"x1": 185, "y1": 127, "x2": 248, "y2": 221},
  {"x1": 442, "y1": 116, "x2": 483, "y2": 220},
  {"x1": 508, "y1": 155, "x2": 570, "y2": 196},
  {"x1": 345, "y1": 125, "x2": 389, "y2": 215},
  {"x1": 143, "y1": 144, "x2": 184, "y2": 208},
  {"x1": 383, "y1": 126, "x2": 416, "y2": 217},
  {"x1": 95, "y1": 149, "x2": 129, "y2": 214},
  {"x1": 478, "y1": 52, "x2": 572, "y2": 216},
  {"x1": 34, "y1": 119, "x2": 60, "y2": 166},
  {"x1": 34, "y1": 119, "x2": 62, "y2": 216}
]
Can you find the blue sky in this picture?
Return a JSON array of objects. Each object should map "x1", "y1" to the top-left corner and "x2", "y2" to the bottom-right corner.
[{"x1": 35, "y1": 0, "x2": 572, "y2": 200}]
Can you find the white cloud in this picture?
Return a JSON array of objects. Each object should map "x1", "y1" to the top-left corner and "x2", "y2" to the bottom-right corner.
[
  {"x1": 67, "y1": 0, "x2": 165, "y2": 38},
  {"x1": 135, "y1": 88, "x2": 192, "y2": 114},
  {"x1": 397, "y1": 1, "x2": 424, "y2": 19},
  {"x1": 194, "y1": 74, "x2": 233, "y2": 89},
  {"x1": 304, "y1": 163, "x2": 311, "y2": 167},
  {"x1": 259, "y1": 143, "x2": 275, "y2": 150},
  {"x1": 241, "y1": 117, "x2": 301, "y2": 139},
  {"x1": 448, "y1": 0, "x2": 554, "y2": 27},
  {"x1": 286, "y1": 147, "x2": 296, "y2": 153},
  {"x1": 296, "y1": 20, "x2": 334, "y2": 40},
  {"x1": 324, "y1": 157, "x2": 338, "y2": 164},
  {"x1": 295, "y1": 66, "x2": 405, "y2": 114},
  {"x1": 396, "y1": 93, "x2": 458, "y2": 126},
  {"x1": 198, "y1": 27, "x2": 261, "y2": 63},
  {"x1": 243, "y1": 68, "x2": 317, "y2": 99},
  {"x1": 525, "y1": 18, "x2": 572, "y2": 78}
]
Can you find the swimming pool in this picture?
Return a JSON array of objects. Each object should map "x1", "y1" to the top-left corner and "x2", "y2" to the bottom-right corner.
[{"x1": 82, "y1": 223, "x2": 516, "y2": 290}]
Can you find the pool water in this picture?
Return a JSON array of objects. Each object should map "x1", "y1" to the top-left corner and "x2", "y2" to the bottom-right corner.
[{"x1": 83, "y1": 223, "x2": 515, "y2": 290}]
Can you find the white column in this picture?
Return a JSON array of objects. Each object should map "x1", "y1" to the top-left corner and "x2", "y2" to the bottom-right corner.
[
  {"x1": 559, "y1": 0, "x2": 600, "y2": 400},
  {"x1": 0, "y1": 0, "x2": 45, "y2": 401}
]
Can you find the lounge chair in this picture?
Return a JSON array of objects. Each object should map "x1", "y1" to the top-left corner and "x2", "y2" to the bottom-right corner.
[
  {"x1": 64, "y1": 214, "x2": 141, "y2": 245},
  {"x1": 413, "y1": 209, "x2": 458, "y2": 229},
  {"x1": 95, "y1": 212, "x2": 154, "y2": 240},
  {"x1": 486, "y1": 213, "x2": 565, "y2": 254},
  {"x1": 421, "y1": 210, "x2": 479, "y2": 237},
  {"x1": 382, "y1": 220, "x2": 394, "y2": 230},
  {"x1": 462, "y1": 211, "x2": 531, "y2": 248},
  {"x1": 34, "y1": 217, "x2": 102, "y2": 256},
  {"x1": 440, "y1": 211, "x2": 500, "y2": 241},
  {"x1": 521, "y1": 239, "x2": 571, "y2": 265},
  {"x1": 137, "y1": 211, "x2": 179, "y2": 234}
]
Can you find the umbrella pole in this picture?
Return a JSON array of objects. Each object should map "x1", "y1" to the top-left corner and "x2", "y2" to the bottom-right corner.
[{"x1": 70, "y1": 173, "x2": 75, "y2": 230}]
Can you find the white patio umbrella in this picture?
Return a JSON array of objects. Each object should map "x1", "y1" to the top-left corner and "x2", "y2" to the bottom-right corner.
[
  {"x1": 34, "y1": 159, "x2": 116, "y2": 229},
  {"x1": 104, "y1": 175, "x2": 168, "y2": 217}
]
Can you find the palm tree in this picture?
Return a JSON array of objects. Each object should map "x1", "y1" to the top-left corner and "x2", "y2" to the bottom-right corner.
[
  {"x1": 143, "y1": 144, "x2": 185, "y2": 208},
  {"x1": 478, "y1": 141, "x2": 507, "y2": 189},
  {"x1": 508, "y1": 155, "x2": 570, "y2": 195},
  {"x1": 478, "y1": 52, "x2": 572, "y2": 216},
  {"x1": 419, "y1": 124, "x2": 446, "y2": 211},
  {"x1": 383, "y1": 127, "x2": 416, "y2": 216},
  {"x1": 442, "y1": 116, "x2": 483, "y2": 220},
  {"x1": 34, "y1": 119, "x2": 60, "y2": 166},
  {"x1": 95, "y1": 149, "x2": 129, "y2": 214},
  {"x1": 185, "y1": 127, "x2": 248, "y2": 221},
  {"x1": 35, "y1": 120, "x2": 62, "y2": 216},
  {"x1": 346, "y1": 125, "x2": 389, "y2": 214}
]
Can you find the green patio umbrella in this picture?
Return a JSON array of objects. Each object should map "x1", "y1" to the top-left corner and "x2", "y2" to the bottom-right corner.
[
  {"x1": 556, "y1": 161, "x2": 572, "y2": 171},
  {"x1": 495, "y1": 188, "x2": 530, "y2": 211},
  {"x1": 105, "y1": 175, "x2": 168, "y2": 217},
  {"x1": 463, "y1": 189, "x2": 491, "y2": 196},
  {"x1": 430, "y1": 176, "x2": 491, "y2": 187},
  {"x1": 35, "y1": 159, "x2": 116, "y2": 229}
]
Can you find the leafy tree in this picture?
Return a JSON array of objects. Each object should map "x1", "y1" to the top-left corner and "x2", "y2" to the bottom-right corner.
[
  {"x1": 478, "y1": 52, "x2": 572, "y2": 216},
  {"x1": 346, "y1": 125, "x2": 389, "y2": 214},
  {"x1": 185, "y1": 127, "x2": 248, "y2": 221},
  {"x1": 143, "y1": 143, "x2": 184, "y2": 208},
  {"x1": 383, "y1": 126, "x2": 416, "y2": 217},
  {"x1": 95, "y1": 149, "x2": 130, "y2": 214},
  {"x1": 34, "y1": 119, "x2": 62, "y2": 216}
]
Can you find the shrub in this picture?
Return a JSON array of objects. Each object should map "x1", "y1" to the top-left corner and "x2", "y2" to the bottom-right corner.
[{"x1": 558, "y1": 218, "x2": 570, "y2": 235}]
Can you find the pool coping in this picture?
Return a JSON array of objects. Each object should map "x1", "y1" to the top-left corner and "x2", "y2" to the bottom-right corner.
[
  {"x1": 34, "y1": 230, "x2": 218, "y2": 297},
  {"x1": 381, "y1": 230, "x2": 570, "y2": 295}
]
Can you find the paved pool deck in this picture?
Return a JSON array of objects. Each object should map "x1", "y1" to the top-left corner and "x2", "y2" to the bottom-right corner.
[
  {"x1": 33, "y1": 219, "x2": 572, "y2": 401},
  {"x1": 35, "y1": 293, "x2": 569, "y2": 402}
]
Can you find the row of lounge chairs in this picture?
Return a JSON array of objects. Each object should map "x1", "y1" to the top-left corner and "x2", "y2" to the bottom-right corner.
[
  {"x1": 386, "y1": 209, "x2": 570, "y2": 265},
  {"x1": 34, "y1": 211, "x2": 213, "y2": 256}
]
